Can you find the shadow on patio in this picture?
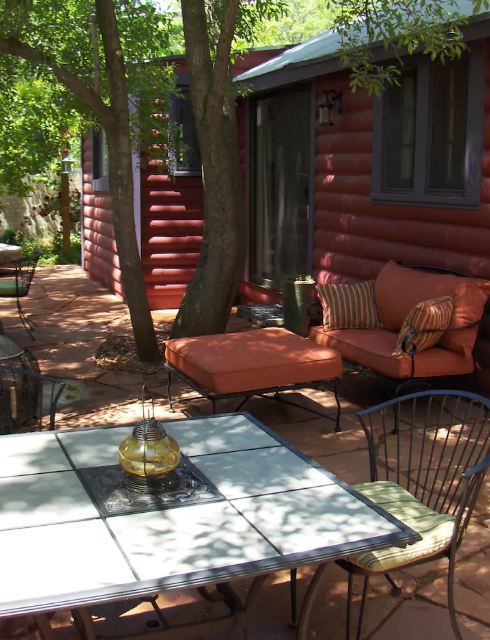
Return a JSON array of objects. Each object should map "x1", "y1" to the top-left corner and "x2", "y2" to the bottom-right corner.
[{"x1": 0, "y1": 265, "x2": 488, "y2": 640}]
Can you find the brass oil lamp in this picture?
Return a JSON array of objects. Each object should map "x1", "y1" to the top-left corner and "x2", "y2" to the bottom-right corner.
[{"x1": 118, "y1": 387, "x2": 180, "y2": 488}]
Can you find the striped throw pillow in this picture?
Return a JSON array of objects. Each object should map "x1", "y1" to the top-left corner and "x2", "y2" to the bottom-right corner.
[
  {"x1": 316, "y1": 281, "x2": 381, "y2": 330},
  {"x1": 393, "y1": 296, "x2": 453, "y2": 357}
]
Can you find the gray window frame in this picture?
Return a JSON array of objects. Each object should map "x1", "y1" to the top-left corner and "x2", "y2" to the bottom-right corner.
[
  {"x1": 168, "y1": 85, "x2": 202, "y2": 178},
  {"x1": 371, "y1": 41, "x2": 485, "y2": 208},
  {"x1": 91, "y1": 128, "x2": 110, "y2": 193}
]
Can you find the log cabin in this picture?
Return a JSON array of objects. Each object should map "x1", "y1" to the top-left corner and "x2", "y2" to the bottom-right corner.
[{"x1": 82, "y1": 5, "x2": 490, "y2": 390}]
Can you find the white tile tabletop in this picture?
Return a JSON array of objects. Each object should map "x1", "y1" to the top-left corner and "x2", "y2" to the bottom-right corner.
[
  {"x1": 0, "y1": 520, "x2": 134, "y2": 605},
  {"x1": 0, "y1": 415, "x2": 416, "y2": 615},
  {"x1": 0, "y1": 433, "x2": 71, "y2": 477},
  {"x1": 232, "y1": 484, "x2": 401, "y2": 556},
  {"x1": 107, "y1": 501, "x2": 278, "y2": 581},
  {"x1": 164, "y1": 414, "x2": 280, "y2": 456},
  {"x1": 58, "y1": 426, "x2": 133, "y2": 468},
  {"x1": 191, "y1": 446, "x2": 334, "y2": 499},
  {"x1": 0, "y1": 471, "x2": 99, "y2": 530}
]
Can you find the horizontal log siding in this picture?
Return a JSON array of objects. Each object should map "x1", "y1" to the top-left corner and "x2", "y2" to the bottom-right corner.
[
  {"x1": 82, "y1": 137, "x2": 122, "y2": 297},
  {"x1": 313, "y1": 39, "x2": 490, "y2": 392},
  {"x1": 140, "y1": 171, "x2": 203, "y2": 309}
]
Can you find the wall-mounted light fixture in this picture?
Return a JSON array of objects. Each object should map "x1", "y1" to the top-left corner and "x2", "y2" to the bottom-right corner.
[{"x1": 318, "y1": 90, "x2": 343, "y2": 126}]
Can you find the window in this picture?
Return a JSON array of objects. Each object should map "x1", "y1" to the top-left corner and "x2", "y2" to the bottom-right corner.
[
  {"x1": 372, "y1": 43, "x2": 485, "y2": 207},
  {"x1": 168, "y1": 87, "x2": 201, "y2": 176},
  {"x1": 92, "y1": 127, "x2": 109, "y2": 192}
]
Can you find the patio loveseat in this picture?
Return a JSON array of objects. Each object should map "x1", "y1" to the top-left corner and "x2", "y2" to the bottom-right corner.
[{"x1": 310, "y1": 260, "x2": 490, "y2": 391}]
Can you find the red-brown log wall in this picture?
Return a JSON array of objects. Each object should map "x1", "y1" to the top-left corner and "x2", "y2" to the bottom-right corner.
[
  {"x1": 312, "y1": 39, "x2": 490, "y2": 392},
  {"x1": 82, "y1": 137, "x2": 123, "y2": 298},
  {"x1": 82, "y1": 50, "x2": 285, "y2": 309}
]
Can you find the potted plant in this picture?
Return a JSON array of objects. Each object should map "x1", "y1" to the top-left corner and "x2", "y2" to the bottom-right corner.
[{"x1": 282, "y1": 274, "x2": 316, "y2": 337}]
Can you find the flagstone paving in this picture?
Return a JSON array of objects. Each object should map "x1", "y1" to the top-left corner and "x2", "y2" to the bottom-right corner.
[{"x1": 0, "y1": 265, "x2": 488, "y2": 639}]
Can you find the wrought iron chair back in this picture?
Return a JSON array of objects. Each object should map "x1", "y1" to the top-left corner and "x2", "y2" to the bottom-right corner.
[
  {"x1": 358, "y1": 389, "x2": 490, "y2": 548},
  {"x1": 0, "y1": 253, "x2": 40, "y2": 338},
  {"x1": 0, "y1": 364, "x2": 66, "y2": 434}
]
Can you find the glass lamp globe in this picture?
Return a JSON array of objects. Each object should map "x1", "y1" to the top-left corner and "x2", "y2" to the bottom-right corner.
[{"x1": 118, "y1": 417, "x2": 181, "y2": 479}]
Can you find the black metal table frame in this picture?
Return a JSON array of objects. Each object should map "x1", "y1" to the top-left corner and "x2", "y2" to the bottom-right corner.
[{"x1": 164, "y1": 362, "x2": 342, "y2": 432}]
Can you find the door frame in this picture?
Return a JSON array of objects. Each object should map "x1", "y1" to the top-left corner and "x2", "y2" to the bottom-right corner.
[{"x1": 246, "y1": 82, "x2": 315, "y2": 292}]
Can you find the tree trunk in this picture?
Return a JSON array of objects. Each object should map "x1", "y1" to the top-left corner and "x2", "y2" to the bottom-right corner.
[
  {"x1": 171, "y1": 0, "x2": 244, "y2": 338},
  {"x1": 96, "y1": 0, "x2": 160, "y2": 362}
]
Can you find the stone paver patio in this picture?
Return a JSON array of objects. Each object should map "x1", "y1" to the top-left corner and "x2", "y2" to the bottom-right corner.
[{"x1": 0, "y1": 265, "x2": 488, "y2": 640}]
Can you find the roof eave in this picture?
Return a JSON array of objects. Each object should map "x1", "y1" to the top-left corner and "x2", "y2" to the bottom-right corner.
[{"x1": 236, "y1": 11, "x2": 490, "y2": 94}]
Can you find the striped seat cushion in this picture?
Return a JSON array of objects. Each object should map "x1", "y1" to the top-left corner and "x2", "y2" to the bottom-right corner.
[
  {"x1": 316, "y1": 281, "x2": 380, "y2": 330},
  {"x1": 347, "y1": 481, "x2": 456, "y2": 572},
  {"x1": 393, "y1": 296, "x2": 453, "y2": 356},
  {"x1": 0, "y1": 279, "x2": 26, "y2": 296}
]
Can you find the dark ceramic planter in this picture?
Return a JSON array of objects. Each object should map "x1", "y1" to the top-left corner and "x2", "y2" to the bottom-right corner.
[{"x1": 282, "y1": 278, "x2": 315, "y2": 337}]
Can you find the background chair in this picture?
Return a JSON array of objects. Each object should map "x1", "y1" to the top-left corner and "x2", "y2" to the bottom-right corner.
[
  {"x1": 334, "y1": 389, "x2": 490, "y2": 640},
  {"x1": 0, "y1": 364, "x2": 66, "y2": 433},
  {"x1": 0, "y1": 253, "x2": 40, "y2": 339}
]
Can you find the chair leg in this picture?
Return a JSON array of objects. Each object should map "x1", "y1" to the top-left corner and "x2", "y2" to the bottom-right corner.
[
  {"x1": 333, "y1": 378, "x2": 342, "y2": 432},
  {"x1": 384, "y1": 572, "x2": 402, "y2": 596},
  {"x1": 167, "y1": 371, "x2": 175, "y2": 412},
  {"x1": 448, "y1": 553, "x2": 463, "y2": 640},
  {"x1": 346, "y1": 573, "x2": 370, "y2": 640},
  {"x1": 289, "y1": 568, "x2": 298, "y2": 628},
  {"x1": 17, "y1": 298, "x2": 35, "y2": 339},
  {"x1": 346, "y1": 572, "x2": 353, "y2": 640},
  {"x1": 356, "y1": 576, "x2": 370, "y2": 640}
]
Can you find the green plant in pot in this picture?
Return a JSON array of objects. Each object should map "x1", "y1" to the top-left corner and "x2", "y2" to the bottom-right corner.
[{"x1": 282, "y1": 273, "x2": 316, "y2": 337}]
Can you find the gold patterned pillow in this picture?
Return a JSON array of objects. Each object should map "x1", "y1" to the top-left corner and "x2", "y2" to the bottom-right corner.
[
  {"x1": 393, "y1": 296, "x2": 453, "y2": 357},
  {"x1": 316, "y1": 280, "x2": 381, "y2": 330}
]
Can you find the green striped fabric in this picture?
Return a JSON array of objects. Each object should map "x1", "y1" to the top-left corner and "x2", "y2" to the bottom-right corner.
[
  {"x1": 347, "y1": 481, "x2": 456, "y2": 572},
  {"x1": 0, "y1": 279, "x2": 27, "y2": 296},
  {"x1": 316, "y1": 280, "x2": 381, "y2": 330}
]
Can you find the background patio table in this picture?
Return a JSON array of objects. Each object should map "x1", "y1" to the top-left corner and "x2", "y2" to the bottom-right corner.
[
  {"x1": 0, "y1": 412, "x2": 418, "y2": 638},
  {"x1": 0, "y1": 243, "x2": 22, "y2": 266}
]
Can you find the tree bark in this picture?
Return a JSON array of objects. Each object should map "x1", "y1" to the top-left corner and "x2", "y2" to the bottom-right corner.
[
  {"x1": 171, "y1": 0, "x2": 244, "y2": 338},
  {"x1": 95, "y1": 0, "x2": 160, "y2": 362}
]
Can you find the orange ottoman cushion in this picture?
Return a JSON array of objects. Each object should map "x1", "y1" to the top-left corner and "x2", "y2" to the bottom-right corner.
[{"x1": 165, "y1": 327, "x2": 342, "y2": 395}]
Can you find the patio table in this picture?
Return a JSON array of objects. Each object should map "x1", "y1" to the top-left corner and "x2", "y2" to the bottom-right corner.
[
  {"x1": 0, "y1": 243, "x2": 22, "y2": 266},
  {"x1": 0, "y1": 412, "x2": 418, "y2": 639}
]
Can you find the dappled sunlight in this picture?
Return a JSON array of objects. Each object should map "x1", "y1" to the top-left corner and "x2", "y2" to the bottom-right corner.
[
  {"x1": 107, "y1": 501, "x2": 279, "y2": 582},
  {"x1": 232, "y1": 484, "x2": 400, "y2": 556}
]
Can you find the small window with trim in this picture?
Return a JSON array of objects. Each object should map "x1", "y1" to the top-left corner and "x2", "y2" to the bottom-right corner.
[
  {"x1": 168, "y1": 87, "x2": 201, "y2": 176},
  {"x1": 92, "y1": 127, "x2": 110, "y2": 192},
  {"x1": 372, "y1": 42, "x2": 485, "y2": 208}
]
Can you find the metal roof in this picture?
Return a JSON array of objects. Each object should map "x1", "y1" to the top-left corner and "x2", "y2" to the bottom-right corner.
[{"x1": 234, "y1": 0, "x2": 489, "y2": 84}]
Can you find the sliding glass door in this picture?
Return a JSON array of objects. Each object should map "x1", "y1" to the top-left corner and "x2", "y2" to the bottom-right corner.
[{"x1": 250, "y1": 86, "x2": 311, "y2": 289}]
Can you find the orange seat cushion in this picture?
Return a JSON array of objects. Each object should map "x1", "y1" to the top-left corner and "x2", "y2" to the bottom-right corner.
[
  {"x1": 165, "y1": 327, "x2": 342, "y2": 395},
  {"x1": 309, "y1": 326, "x2": 474, "y2": 379}
]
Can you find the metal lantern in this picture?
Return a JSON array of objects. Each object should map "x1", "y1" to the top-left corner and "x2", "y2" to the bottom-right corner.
[
  {"x1": 118, "y1": 387, "x2": 181, "y2": 480},
  {"x1": 318, "y1": 90, "x2": 343, "y2": 126},
  {"x1": 60, "y1": 154, "x2": 75, "y2": 175}
]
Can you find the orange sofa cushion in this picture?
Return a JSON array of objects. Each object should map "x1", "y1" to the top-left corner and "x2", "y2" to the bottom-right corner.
[
  {"x1": 374, "y1": 261, "x2": 489, "y2": 357},
  {"x1": 309, "y1": 326, "x2": 474, "y2": 379},
  {"x1": 165, "y1": 327, "x2": 343, "y2": 395}
]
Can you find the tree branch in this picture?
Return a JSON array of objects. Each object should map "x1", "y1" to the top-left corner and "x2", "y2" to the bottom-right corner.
[
  {"x1": 212, "y1": 0, "x2": 240, "y2": 98},
  {"x1": 0, "y1": 36, "x2": 112, "y2": 127},
  {"x1": 181, "y1": 0, "x2": 213, "y2": 122}
]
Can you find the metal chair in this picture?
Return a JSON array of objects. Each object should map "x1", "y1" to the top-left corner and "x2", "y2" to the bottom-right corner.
[
  {"x1": 0, "y1": 364, "x2": 66, "y2": 433},
  {"x1": 334, "y1": 389, "x2": 490, "y2": 640},
  {"x1": 0, "y1": 253, "x2": 40, "y2": 339}
]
